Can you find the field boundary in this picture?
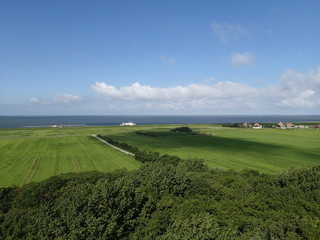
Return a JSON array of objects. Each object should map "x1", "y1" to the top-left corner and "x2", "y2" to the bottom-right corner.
[{"x1": 92, "y1": 135, "x2": 135, "y2": 156}]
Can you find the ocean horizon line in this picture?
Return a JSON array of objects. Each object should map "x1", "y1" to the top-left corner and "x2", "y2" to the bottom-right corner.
[{"x1": 1, "y1": 115, "x2": 320, "y2": 129}]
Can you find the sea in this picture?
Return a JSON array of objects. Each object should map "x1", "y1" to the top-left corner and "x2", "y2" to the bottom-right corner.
[{"x1": 0, "y1": 115, "x2": 320, "y2": 129}]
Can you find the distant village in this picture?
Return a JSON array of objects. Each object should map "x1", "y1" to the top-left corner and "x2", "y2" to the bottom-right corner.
[
  {"x1": 243, "y1": 122, "x2": 308, "y2": 129},
  {"x1": 223, "y1": 122, "x2": 320, "y2": 129}
]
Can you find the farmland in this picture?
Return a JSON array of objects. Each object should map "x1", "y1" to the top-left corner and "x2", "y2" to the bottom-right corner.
[
  {"x1": 106, "y1": 125, "x2": 320, "y2": 174},
  {"x1": 0, "y1": 124, "x2": 319, "y2": 187},
  {"x1": 0, "y1": 132, "x2": 141, "y2": 187}
]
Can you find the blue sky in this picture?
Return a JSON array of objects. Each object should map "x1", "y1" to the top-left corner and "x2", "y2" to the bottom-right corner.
[{"x1": 1, "y1": 0, "x2": 320, "y2": 115}]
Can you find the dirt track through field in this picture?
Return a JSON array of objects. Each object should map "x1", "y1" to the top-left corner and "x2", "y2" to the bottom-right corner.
[{"x1": 92, "y1": 135, "x2": 135, "y2": 156}]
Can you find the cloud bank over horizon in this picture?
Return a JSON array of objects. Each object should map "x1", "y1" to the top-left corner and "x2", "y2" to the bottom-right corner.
[
  {"x1": 87, "y1": 67, "x2": 320, "y2": 114},
  {"x1": 0, "y1": 67, "x2": 320, "y2": 114},
  {"x1": 1, "y1": 66, "x2": 318, "y2": 115}
]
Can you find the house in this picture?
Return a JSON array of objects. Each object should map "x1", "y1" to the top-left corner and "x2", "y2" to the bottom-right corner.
[
  {"x1": 252, "y1": 123, "x2": 262, "y2": 129},
  {"x1": 277, "y1": 122, "x2": 296, "y2": 129},
  {"x1": 315, "y1": 125, "x2": 320, "y2": 129},
  {"x1": 285, "y1": 123, "x2": 295, "y2": 129},
  {"x1": 242, "y1": 122, "x2": 251, "y2": 128}
]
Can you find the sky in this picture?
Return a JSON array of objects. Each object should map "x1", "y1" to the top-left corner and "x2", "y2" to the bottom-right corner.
[{"x1": 0, "y1": 0, "x2": 320, "y2": 115}]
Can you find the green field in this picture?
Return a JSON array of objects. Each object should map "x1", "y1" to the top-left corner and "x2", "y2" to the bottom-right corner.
[
  {"x1": 0, "y1": 125, "x2": 319, "y2": 187},
  {"x1": 0, "y1": 132, "x2": 141, "y2": 187},
  {"x1": 107, "y1": 125, "x2": 320, "y2": 174}
]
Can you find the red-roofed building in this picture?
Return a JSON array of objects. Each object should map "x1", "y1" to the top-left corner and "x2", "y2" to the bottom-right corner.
[{"x1": 286, "y1": 123, "x2": 295, "y2": 128}]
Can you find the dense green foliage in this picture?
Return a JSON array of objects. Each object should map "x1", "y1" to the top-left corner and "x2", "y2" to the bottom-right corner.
[
  {"x1": 135, "y1": 131, "x2": 156, "y2": 137},
  {"x1": 222, "y1": 123, "x2": 243, "y2": 128},
  {"x1": 170, "y1": 126, "x2": 193, "y2": 133},
  {"x1": 1, "y1": 156, "x2": 319, "y2": 239}
]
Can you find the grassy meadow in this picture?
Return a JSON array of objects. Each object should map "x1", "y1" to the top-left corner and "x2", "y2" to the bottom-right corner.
[
  {"x1": 0, "y1": 128, "x2": 141, "y2": 187},
  {"x1": 0, "y1": 124, "x2": 319, "y2": 187},
  {"x1": 107, "y1": 125, "x2": 320, "y2": 174}
]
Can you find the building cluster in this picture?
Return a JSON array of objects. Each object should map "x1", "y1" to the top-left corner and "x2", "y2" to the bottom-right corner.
[
  {"x1": 276, "y1": 122, "x2": 309, "y2": 129},
  {"x1": 242, "y1": 122, "x2": 263, "y2": 129},
  {"x1": 242, "y1": 122, "x2": 309, "y2": 129}
]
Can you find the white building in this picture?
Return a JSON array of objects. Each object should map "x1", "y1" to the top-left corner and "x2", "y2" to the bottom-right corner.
[{"x1": 120, "y1": 122, "x2": 136, "y2": 126}]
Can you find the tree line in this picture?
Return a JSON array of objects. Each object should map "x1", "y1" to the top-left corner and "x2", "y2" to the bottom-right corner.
[{"x1": 97, "y1": 135, "x2": 181, "y2": 164}]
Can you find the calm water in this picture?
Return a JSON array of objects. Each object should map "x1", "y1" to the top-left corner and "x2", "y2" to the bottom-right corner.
[{"x1": 0, "y1": 115, "x2": 320, "y2": 129}]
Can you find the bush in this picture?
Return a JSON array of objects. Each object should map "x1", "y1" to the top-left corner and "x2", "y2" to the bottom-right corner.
[{"x1": 170, "y1": 127, "x2": 193, "y2": 133}]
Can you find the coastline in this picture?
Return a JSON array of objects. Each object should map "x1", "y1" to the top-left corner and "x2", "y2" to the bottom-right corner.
[{"x1": 1, "y1": 115, "x2": 320, "y2": 129}]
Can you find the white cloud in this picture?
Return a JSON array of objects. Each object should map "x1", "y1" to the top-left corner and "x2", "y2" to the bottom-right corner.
[
  {"x1": 54, "y1": 94, "x2": 82, "y2": 103},
  {"x1": 211, "y1": 22, "x2": 248, "y2": 43},
  {"x1": 29, "y1": 98, "x2": 42, "y2": 104},
  {"x1": 272, "y1": 67, "x2": 320, "y2": 108},
  {"x1": 280, "y1": 68, "x2": 320, "y2": 90},
  {"x1": 231, "y1": 53, "x2": 255, "y2": 67},
  {"x1": 29, "y1": 94, "x2": 82, "y2": 105},
  {"x1": 24, "y1": 67, "x2": 320, "y2": 114},
  {"x1": 91, "y1": 67, "x2": 320, "y2": 113},
  {"x1": 203, "y1": 77, "x2": 215, "y2": 84},
  {"x1": 160, "y1": 54, "x2": 177, "y2": 65},
  {"x1": 29, "y1": 98, "x2": 51, "y2": 105},
  {"x1": 279, "y1": 90, "x2": 315, "y2": 107},
  {"x1": 92, "y1": 81, "x2": 258, "y2": 102}
]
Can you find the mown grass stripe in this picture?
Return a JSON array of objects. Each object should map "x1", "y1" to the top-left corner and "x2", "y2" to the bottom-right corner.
[
  {"x1": 69, "y1": 148, "x2": 81, "y2": 172},
  {"x1": 19, "y1": 154, "x2": 41, "y2": 186}
]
